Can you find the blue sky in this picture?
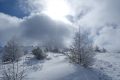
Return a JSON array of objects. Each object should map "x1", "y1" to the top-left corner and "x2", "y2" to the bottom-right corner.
[{"x1": 0, "y1": 0, "x2": 28, "y2": 18}]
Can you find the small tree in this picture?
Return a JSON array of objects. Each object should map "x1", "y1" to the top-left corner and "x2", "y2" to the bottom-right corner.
[
  {"x1": 69, "y1": 30, "x2": 95, "y2": 68},
  {"x1": 2, "y1": 38, "x2": 22, "y2": 62},
  {"x1": 32, "y1": 47, "x2": 46, "y2": 60},
  {"x1": 1, "y1": 38, "x2": 26, "y2": 80}
]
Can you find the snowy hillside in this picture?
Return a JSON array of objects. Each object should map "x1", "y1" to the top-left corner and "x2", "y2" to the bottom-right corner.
[
  {"x1": 1, "y1": 52, "x2": 119, "y2": 80},
  {"x1": 22, "y1": 52, "x2": 100, "y2": 80},
  {"x1": 93, "y1": 52, "x2": 120, "y2": 80},
  {"x1": 25, "y1": 52, "x2": 99, "y2": 80}
]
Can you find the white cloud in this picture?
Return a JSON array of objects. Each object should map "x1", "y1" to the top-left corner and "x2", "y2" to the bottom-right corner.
[
  {"x1": 67, "y1": 0, "x2": 120, "y2": 51},
  {"x1": 94, "y1": 26, "x2": 120, "y2": 52},
  {"x1": 19, "y1": 0, "x2": 45, "y2": 14},
  {"x1": 21, "y1": 13, "x2": 73, "y2": 48},
  {"x1": 0, "y1": 13, "x2": 22, "y2": 45},
  {"x1": 0, "y1": 13, "x2": 22, "y2": 30},
  {"x1": 0, "y1": 12, "x2": 73, "y2": 48},
  {"x1": 1, "y1": 0, "x2": 120, "y2": 51}
]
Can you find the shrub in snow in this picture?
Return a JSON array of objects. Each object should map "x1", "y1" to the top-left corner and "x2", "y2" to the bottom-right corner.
[
  {"x1": 2, "y1": 38, "x2": 23, "y2": 63},
  {"x1": 69, "y1": 30, "x2": 95, "y2": 68},
  {"x1": 94, "y1": 46, "x2": 101, "y2": 52},
  {"x1": 32, "y1": 47, "x2": 46, "y2": 60}
]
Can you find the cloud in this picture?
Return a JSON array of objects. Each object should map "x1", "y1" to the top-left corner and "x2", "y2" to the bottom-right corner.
[
  {"x1": 78, "y1": 0, "x2": 120, "y2": 27},
  {"x1": 67, "y1": 0, "x2": 120, "y2": 52},
  {"x1": 19, "y1": 0, "x2": 45, "y2": 14},
  {"x1": 21, "y1": 13, "x2": 73, "y2": 48},
  {"x1": 0, "y1": 13, "x2": 22, "y2": 45},
  {"x1": 94, "y1": 25, "x2": 120, "y2": 52},
  {"x1": 19, "y1": 0, "x2": 120, "y2": 26},
  {"x1": 67, "y1": 0, "x2": 120, "y2": 27},
  {"x1": 0, "y1": 12, "x2": 73, "y2": 48},
  {"x1": 1, "y1": 0, "x2": 120, "y2": 51}
]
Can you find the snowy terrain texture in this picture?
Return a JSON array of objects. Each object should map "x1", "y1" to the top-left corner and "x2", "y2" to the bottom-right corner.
[{"x1": 1, "y1": 52, "x2": 119, "y2": 80}]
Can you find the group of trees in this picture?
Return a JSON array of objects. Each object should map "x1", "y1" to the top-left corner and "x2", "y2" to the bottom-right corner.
[
  {"x1": 1, "y1": 40, "x2": 47, "y2": 63},
  {"x1": 0, "y1": 28, "x2": 96, "y2": 80},
  {"x1": 0, "y1": 37, "x2": 48, "y2": 80}
]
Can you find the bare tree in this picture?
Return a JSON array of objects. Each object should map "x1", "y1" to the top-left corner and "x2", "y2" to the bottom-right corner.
[
  {"x1": 2, "y1": 38, "x2": 23, "y2": 62},
  {"x1": 1, "y1": 38, "x2": 26, "y2": 80},
  {"x1": 2, "y1": 64, "x2": 26, "y2": 80},
  {"x1": 69, "y1": 29, "x2": 95, "y2": 68}
]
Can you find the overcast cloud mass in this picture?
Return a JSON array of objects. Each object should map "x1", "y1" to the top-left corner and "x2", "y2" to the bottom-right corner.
[{"x1": 0, "y1": 0, "x2": 120, "y2": 51}]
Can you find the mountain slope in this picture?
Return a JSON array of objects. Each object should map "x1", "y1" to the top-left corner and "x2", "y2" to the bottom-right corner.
[{"x1": 26, "y1": 53, "x2": 99, "y2": 80}]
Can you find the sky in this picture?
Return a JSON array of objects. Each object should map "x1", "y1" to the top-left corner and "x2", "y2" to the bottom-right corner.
[
  {"x1": 0, "y1": 0, "x2": 28, "y2": 17},
  {"x1": 0, "y1": 0, "x2": 120, "y2": 52}
]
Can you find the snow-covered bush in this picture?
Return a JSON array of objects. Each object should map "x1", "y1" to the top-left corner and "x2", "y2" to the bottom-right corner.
[
  {"x1": 2, "y1": 38, "x2": 23, "y2": 63},
  {"x1": 32, "y1": 47, "x2": 46, "y2": 60},
  {"x1": 69, "y1": 30, "x2": 95, "y2": 68},
  {"x1": 94, "y1": 46, "x2": 101, "y2": 52}
]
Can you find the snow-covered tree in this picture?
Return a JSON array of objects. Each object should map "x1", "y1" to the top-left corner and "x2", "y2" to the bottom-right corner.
[
  {"x1": 1, "y1": 38, "x2": 26, "y2": 80},
  {"x1": 2, "y1": 38, "x2": 23, "y2": 62},
  {"x1": 69, "y1": 29, "x2": 95, "y2": 68},
  {"x1": 32, "y1": 47, "x2": 46, "y2": 60}
]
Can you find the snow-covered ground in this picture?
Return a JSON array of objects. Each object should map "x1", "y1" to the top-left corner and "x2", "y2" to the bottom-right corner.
[
  {"x1": 1, "y1": 52, "x2": 120, "y2": 80},
  {"x1": 24, "y1": 52, "x2": 100, "y2": 80},
  {"x1": 93, "y1": 52, "x2": 120, "y2": 80}
]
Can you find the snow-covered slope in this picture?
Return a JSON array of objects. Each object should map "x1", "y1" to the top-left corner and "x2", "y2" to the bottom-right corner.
[
  {"x1": 94, "y1": 52, "x2": 120, "y2": 80},
  {"x1": 1, "y1": 52, "x2": 115, "y2": 80},
  {"x1": 25, "y1": 52, "x2": 99, "y2": 80}
]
